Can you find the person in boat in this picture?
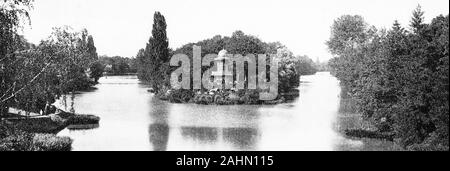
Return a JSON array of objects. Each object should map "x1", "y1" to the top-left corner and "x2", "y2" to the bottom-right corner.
[{"x1": 43, "y1": 101, "x2": 57, "y2": 115}]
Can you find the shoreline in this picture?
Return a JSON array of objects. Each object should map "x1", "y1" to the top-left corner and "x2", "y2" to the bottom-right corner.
[
  {"x1": 155, "y1": 89, "x2": 300, "y2": 106},
  {"x1": 1, "y1": 109, "x2": 100, "y2": 134},
  {"x1": 1, "y1": 110, "x2": 100, "y2": 151}
]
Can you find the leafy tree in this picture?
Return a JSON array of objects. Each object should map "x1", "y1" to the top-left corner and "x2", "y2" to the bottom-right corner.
[
  {"x1": 297, "y1": 55, "x2": 318, "y2": 76},
  {"x1": 1, "y1": 21, "x2": 100, "y2": 115},
  {"x1": 225, "y1": 30, "x2": 266, "y2": 55},
  {"x1": 1, "y1": 0, "x2": 34, "y2": 116},
  {"x1": 326, "y1": 15, "x2": 370, "y2": 56},
  {"x1": 137, "y1": 12, "x2": 170, "y2": 93},
  {"x1": 89, "y1": 61, "x2": 104, "y2": 83},
  {"x1": 136, "y1": 48, "x2": 146, "y2": 75},
  {"x1": 275, "y1": 47, "x2": 301, "y2": 93},
  {"x1": 43, "y1": 26, "x2": 98, "y2": 92},
  {"x1": 13, "y1": 27, "x2": 100, "y2": 113}
]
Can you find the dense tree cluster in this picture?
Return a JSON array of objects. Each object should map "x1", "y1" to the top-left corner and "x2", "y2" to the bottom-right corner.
[
  {"x1": 9, "y1": 27, "x2": 101, "y2": 114},
  {"x1": 171, "y1": 31, "x2": 317, "y2": 93},
  {"x1": 327, "y1": 6, "x2": 448, "y2": 150},
  {"x1": 1, "y1": 0, "x2": 101, "y2": 115}
]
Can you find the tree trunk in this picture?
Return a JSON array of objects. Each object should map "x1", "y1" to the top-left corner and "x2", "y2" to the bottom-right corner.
[{"x1": 0, "y1": 105, "x2": 8, "y2": 118}]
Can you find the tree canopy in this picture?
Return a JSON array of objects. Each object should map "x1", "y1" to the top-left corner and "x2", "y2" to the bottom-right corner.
[{"x1": 328, "y1": 6, "x2": 449, "y2": 150}]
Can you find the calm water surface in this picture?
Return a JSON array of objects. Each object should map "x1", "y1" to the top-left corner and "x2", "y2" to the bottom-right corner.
[{"x1": 58, "y1": 72, "x2": 398, "y2": 151}]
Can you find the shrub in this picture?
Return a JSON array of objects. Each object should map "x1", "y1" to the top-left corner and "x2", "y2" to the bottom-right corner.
[
  {"x1": 66, "y1": 114, "x2": 100, "y2": 125},
  {"x1": 239, "y1": 90, "x2": 260, "y2": 105},
  {"x1": 32, "y1": 134, "x2": 72, "y2": 151},
  {"x1": 345, "y1": 129, "x2": 395, "y2": 141},
  {"x1": 0, "y1": 123, "x2": 34, "y2": 151},
  {"x1": 192, "y1": 94, "x2": 214, "y2": 105},
  {"x1": 0, "y1": 123, "x2": 73, "y2": 151},
  {"x1": 167, "y1": 89, "x2": 195, "y2": 103}
]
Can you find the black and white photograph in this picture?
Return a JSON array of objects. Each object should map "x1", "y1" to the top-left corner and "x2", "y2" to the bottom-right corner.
[{"x1": 1, "y1": 0, "x2": 448, "y2": 155}]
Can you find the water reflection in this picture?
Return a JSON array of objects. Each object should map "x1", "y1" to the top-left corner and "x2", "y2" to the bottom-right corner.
[
  {"x1": 181, "y1": 127, "x2": 219, "y2": 143},
  {"x1": 146, "y1": 95, "x2": 261, "y2": 151},
  {"x1": 57, "y1": 74, "x2": 398, "y2": 151},
  {"x1": 149, "y1": 123, "x2": 169, "y2": 151},
  {"x1": 223, "y1": 128, "x2": 259, "y2": 150},
  {"x1": 148, "y1": 96, "x2": 170, "y2": 151}
]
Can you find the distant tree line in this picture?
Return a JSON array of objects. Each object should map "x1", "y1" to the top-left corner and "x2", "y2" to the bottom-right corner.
[
  {"x1": 314, "y1": 61, "x2": 331, "y2": 72},
  {"x1": 99, "y1": 56, "x2": 137, "y2": 75},
  {"x1": 327, "y1": 6, "x2": 448, "y2": 150}
]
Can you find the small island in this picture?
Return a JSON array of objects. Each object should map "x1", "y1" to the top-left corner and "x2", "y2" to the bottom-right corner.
[
  {"x1": 135, "y1": 13, "x2": 317, "y2": 105},
  {"x1": 158, "y1": 49, "x2": 303, "y2": 105}
]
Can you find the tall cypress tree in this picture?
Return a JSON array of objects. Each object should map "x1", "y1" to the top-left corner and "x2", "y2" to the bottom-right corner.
[
  {"x1": 140, "y1": 12, "x2": 170, "y2": 92},
  {"x1": 87, "y1": 35, "x2": 104, "y2": 83},
  {"x1": 87, "y1": 35, "x2": 98, "y2": 60}
]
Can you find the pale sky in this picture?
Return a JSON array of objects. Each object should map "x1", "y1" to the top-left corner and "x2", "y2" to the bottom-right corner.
[{"x1": 21, "y1": 0, "x2": 449, "y2": 62}]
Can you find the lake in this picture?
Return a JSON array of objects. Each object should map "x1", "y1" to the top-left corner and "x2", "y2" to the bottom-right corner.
[{"x1": 57, "y1": 72, "x2": 399, "y2": 151}]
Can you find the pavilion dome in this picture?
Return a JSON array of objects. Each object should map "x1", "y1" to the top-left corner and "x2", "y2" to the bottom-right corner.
[{"x1": 215, "y1": 49, "x2": 229, "y2": 60}]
